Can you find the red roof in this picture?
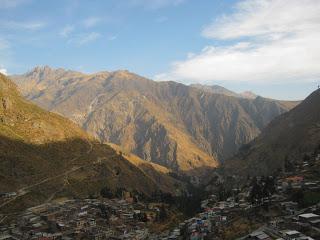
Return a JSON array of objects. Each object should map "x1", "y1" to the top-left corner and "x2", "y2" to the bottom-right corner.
[{"x1": 286, "y1": 176, "x2": 304, "y2": 182}]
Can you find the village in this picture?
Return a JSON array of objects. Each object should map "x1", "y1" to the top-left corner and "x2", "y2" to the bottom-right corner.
[
  {"x1": 1, "y1": 152, "x2": 320, "y2": 240},
  {"x1": 0, "y1": 196, "x2": 173, "y2": 240},
  {"x1": 155, "y1": 152, "x2": 320, "y2": 240}
]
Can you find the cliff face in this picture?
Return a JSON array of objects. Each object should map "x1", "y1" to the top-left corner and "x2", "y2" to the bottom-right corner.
[
  {"x1": 225, "y1": 89, "x2": 320, "y2": 176},
  {"x1": 12, "y1": 66, "x2": 297, "y2": 173}
]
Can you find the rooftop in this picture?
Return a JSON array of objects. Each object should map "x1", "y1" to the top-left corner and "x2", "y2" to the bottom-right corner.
[{"x1": 298, "y1": 213, "x2": 319, "y2": 219}]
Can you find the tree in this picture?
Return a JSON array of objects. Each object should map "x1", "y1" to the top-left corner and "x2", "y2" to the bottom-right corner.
[
  {"x1": 284, "y1": 157, "x2": 294, "y2": 172},
  {"x1": 158, "y1": 204, "x2": 167, "y2": 221},
  {"x1": 249, "y1": 177, "x2": 262, "y2": 204},
  {"x1": 291, "y1": 190, "x2": 304, "y2": 207},
  {"x1": 303, "y1": 154, "x2": 310, "y2": 162},
  {"x1": 100, "y1": 187, "x2": 113, "y2": 198}
]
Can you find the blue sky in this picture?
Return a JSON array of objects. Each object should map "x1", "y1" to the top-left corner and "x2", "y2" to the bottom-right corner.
[{"x1": 0, "y1": 0, "x2": 319, "y2": 100}]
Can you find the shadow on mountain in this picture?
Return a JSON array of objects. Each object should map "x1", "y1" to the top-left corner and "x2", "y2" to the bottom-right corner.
[{"x1": 0, "y1": 134, "x2": 169, "y2": 213}]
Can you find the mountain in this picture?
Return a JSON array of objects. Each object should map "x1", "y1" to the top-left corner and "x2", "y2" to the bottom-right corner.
[
  {"x1": 0, "y1": 73, "x2": 183, "y2": 212},
  {"x1": 12, "y1": 66, "x2": 298, "y2": 174},
  {"x1": 224, "y1": 89, "x2": 320, "y2": 176},
  {"x1": 239, "y1": 91, "x2": 257, "y2": 99},
  {"x1": 190, "y1": 84, "x2": 240, "y2": 98},
  {"x1": 190, "y1": 84, "x2": 257, "y2": 99}
]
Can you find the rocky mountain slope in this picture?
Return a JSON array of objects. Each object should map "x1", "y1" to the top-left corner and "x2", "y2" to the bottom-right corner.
[
  {"x1": 0, "y1": 73, "x2": 182, "y2": 212},
  {"x1": 225, "y1": 89, "x2": 320, "y2": 176},
  {"x1": 12, "y1": 66, "x2": 298, "y2": 173},
  {"x1": 190, "y1": 84, "x2": 257, "y2": 99}
]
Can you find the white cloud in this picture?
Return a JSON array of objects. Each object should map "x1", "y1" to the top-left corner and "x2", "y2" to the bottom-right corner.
[
  {"x1": 0, "y1": 68, "x2": 7, "y2": 75},
  {"x1": 83, "y1": 17, "x2": 101, "y2": 28},
  {"x1": 127, "y1": 0, "x2": 185, "y2": 9},
  {"x1": 59, "y1": 25, "x2": 74, "y2": 38},
  {"x1": 0, "y1": 20, "x2": 46, "y2": 30},
  {"x1": 157, "y1": 0, "x2": 320, "y2": 84},
  {"x1": 78, "y1": 32, "x2": 101, "y2": 45},
  {"x1": 202, "y1": 0, "x2": 320, "y2": 40},
  {"x1": 69, "y1": 32, "x2": 101, "y2": 46}
]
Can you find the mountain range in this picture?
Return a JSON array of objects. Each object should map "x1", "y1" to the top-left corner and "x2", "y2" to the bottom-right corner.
[
  {"x1": 0, "y1": 73, "x2": 183, "y2": 212},
  {"x1": 12, "y1": 66, "x2": 299, "y2": 174}
]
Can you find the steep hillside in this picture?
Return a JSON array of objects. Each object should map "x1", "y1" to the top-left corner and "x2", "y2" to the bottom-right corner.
[
  {"x1": 225, "y1": 89, "x2": 320, "y2": 175},
  {"x1": 12, "y1": 66, "x2": 298, "y2": 173},
  {"x1": 108, "y1": 143, "x2": 184, "y2": 194},
  {"x1": 0, "y1": 73, "x2": 182, "y2": 212}
]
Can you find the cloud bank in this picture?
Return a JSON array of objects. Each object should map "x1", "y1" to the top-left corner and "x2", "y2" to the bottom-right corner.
[{"x1": 156, "y1": 0, "x2": 320, "y2": 84}]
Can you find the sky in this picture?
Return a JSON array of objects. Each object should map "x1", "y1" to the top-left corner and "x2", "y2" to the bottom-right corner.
[{"x1": 0, "y1": 0, "x2": 319, "y2": 100}]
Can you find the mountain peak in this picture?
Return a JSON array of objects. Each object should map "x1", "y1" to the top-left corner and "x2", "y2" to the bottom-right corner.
[
  {"x1": 240, "y1": 91, "x2": 257, "y2": 99},
  {"x1": 30, "y1": 65, "x2": 53, "y2": 73},
  {"x1": 111, "y1": 69, "x2": 141, "y2": 79}
]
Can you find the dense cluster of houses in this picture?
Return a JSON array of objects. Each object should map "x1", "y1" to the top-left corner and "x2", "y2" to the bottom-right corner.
[
  {"x1": 154, "y1": 152, "x2": 320, "y2": 239},
  {"x1": 0, "y1": 198, "x2": 166, "y2": 240},
  {"x1": 242, "y1": 153, "x2": 320, "y2": 240},
  {"x1": 245, "y1": 209, "x2": 320, "y2": 240},
  {"x1": 1, "y1": 153, "x2": 319, "y2": 240},
  {"x1": 150, "y1": 193, "x2": 251, "y2": 239}
]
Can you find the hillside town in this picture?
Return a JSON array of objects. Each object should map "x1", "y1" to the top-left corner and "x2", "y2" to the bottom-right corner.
[
  {"x1": 1, "y1": 152, "x2": 319, "y2": 240},
  {"x1": 155, "y1": 152, "x2": 320, "y2": 239},
  {"x1": 0, "y1": 197, "x2": 170, "y2": 240}
]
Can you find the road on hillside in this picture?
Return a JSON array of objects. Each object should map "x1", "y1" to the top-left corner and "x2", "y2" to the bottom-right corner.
[{"x1": 0, "y1": 140, "x2": 95, "y2": 209}]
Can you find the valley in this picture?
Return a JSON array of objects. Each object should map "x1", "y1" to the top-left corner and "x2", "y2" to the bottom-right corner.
[
  {"x1": 1, "y1": 1, "x2": 320, "y2": 239},
  {"x1": 1, "y1": 68, "x2": 319, "y2": 240}
]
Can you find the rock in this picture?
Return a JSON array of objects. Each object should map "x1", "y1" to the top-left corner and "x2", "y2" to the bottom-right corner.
[{"x1": 2, "y1": 97, "x2": 12, "y2": 110}]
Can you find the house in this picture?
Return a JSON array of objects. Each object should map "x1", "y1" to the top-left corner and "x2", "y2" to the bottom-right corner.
[
  {"x1": 281, "y1": 202, "x2": 298, "y2": 215},
  {"x1": 280, "y1": 230, "x2": 302, "y2": 240},
  {"x1": 88, "y1": 218, "x2": 96, "y2": 227},
  {"x1": 286, "y1": 176, "x2": 303, "y2": 182},
  {"x1": 269, "y1": 218, "x2": 284, "y2": 228},
  {"x1": 248, "y1": 231, "x2": 272, "y2": 240},
  {"x1": 0, "y1": 192, "x2": 17, "y2": 198},
  {"x1": 298, "y1": 213, "x2": 320, "y2": 223}
]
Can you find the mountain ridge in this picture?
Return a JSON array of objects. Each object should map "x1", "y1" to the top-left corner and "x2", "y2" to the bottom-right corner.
[
  {"x1": 12, "y1": 66, "x2": 299, "y2": 173},
  {"x1": 190, "y1": 83, "x2": 258, "y2": 99}
]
